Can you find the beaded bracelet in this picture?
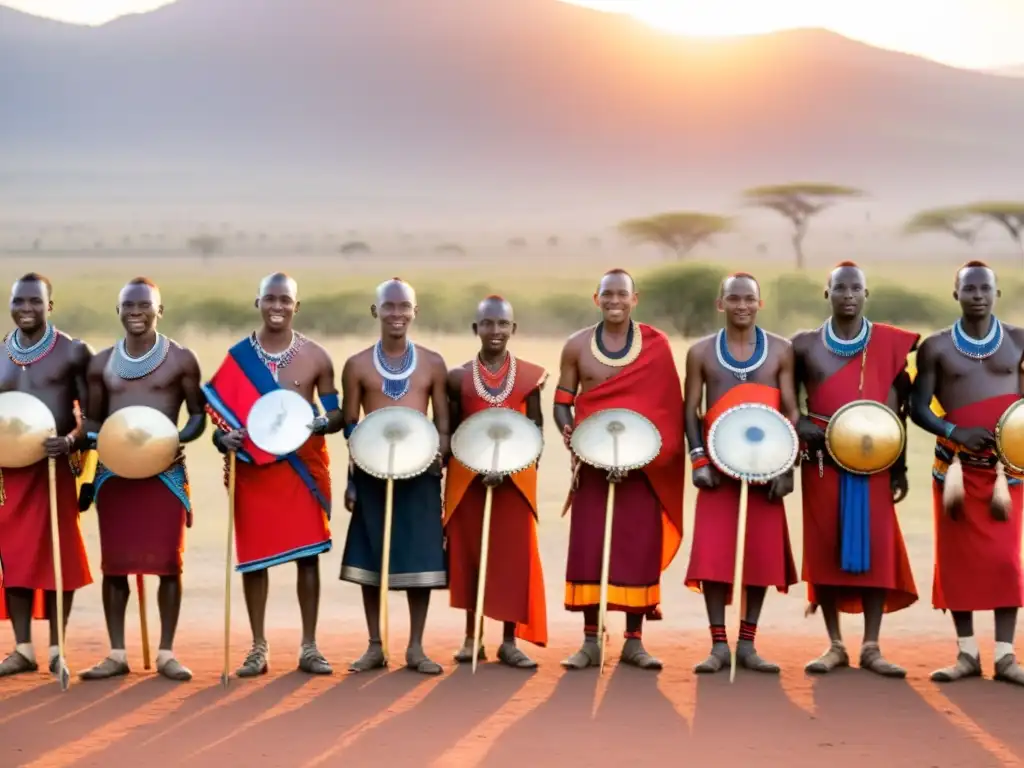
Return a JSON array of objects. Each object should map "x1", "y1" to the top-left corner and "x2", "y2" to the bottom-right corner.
[
  {"x1": 942, "y1": 422, "x2": 956, "y2": 440},
  {"x1": 691, "y1": 456, "x2": 710, "y2": 471}
]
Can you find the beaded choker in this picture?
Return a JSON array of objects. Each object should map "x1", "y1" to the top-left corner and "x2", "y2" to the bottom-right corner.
[
  {"x1": 113, "y1": 334, "x2": 170, "y2": 380},
  {"x1": 473, "y1": 353, "x2": 517, "y2": 406},
  {"x1": 374, "y1": 339, "x2": 417, "y2": 400},
  {"x1": 5, "y1": 322, "x2": 58, "y2": 370},
  {"x1": 822, "y1": 317, "x2": 872, "y2": 358},
  {"x1": 716, "y1": 327, "x2": 769, "y2": 381},
  {"x1": 591, "y1": 320, "x2": 642, "y2": 368},
  {"x1": 951, "y1": 316, "x2": 1002, "y2": 360},
  {"x1": 250, "y1": 331, "x2": 306, "y2": 382}
]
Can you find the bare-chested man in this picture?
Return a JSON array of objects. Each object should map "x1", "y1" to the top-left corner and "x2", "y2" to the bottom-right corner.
[
  {"x1": 684, "y1": 272, "x2": 799, "y2": 674},
  {"x1": 911, "y1": 260, "x2": 1024, "y2": 685},
  {"x1": 445, "y1": 296, "x2": 549, "y2": 668},
  {"x1": 0, "y1": 273, "x2": 93, "y2": 678},
  {"x1": 341, "y1": 278, "x2": 449, "y2": 675},
  {"x1": 208, "y1": 273, "x2": 342, "y2": 677},
  {"x1": 78, "y1": 277, "x2": 206, "y2": 681},
  {"x1": 555, "y1": 269, "x2": 685, "y2": 670},
  {"x1": 792, "y1": 262, "x2": 919, "y2": 677}
]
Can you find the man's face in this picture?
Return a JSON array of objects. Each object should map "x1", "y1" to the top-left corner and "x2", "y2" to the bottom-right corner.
[
  {"x1": 593, "y1": 273, "x2": 637, "y2": 324},
  {"x1": 717, "y1": 276, "x2": 761, "y2": 329},
  {"x1": 826, "y1": 267, "x2": 867, "y2": 320},
  {"x1": 374, "y1": 283, "x2": 417, "y2": 339},
  {"x1": 955, "y1": 267, "x2": 998, "y2": 321},
  {"x1": 474, "y1": 302, "x2": 515, "y2": 355},
  {"x1": 117, "y1": 284, "x2": 162, "y2": 336},
  {"x1": 257, "y1": 280, "x2": 298, "y2": 331},
  {"x1": 10, "y1": 280, "x2": 50, "y2": 333}
]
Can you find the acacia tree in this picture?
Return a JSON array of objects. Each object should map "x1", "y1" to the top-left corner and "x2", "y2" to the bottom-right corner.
[
  {"x1": 742, "y1": 183, "x2": 865, "y2": 269},
  {"x1": 617, "y1": 211, "x2": 732, "y2": 260},
  {"x1": 965, "y1": 202, "x2": 1024, "y2": 266},
  {"x1": 903, "y1": 206, "x2": 980, "y2": 245}
]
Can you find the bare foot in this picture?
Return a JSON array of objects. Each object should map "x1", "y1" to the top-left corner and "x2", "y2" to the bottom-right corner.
[
  {"x1": 453, "y1": 640, "x2": 486, "y2": 664},
  {"x1": 158, "y1": 658, "x2": 193, "y2": 682},
  {"x1": 497, "y1": 642, "x2": 537, "y2": 669},
  {"x1": 236, "y1": 642, "x2": 269, "y2": 678},
  {"x1": 298, "y1": 644, "x2": 333, "y2": 675},
  {"x1": 0, "y1": 651, "x2": 37, "y2": 677},
  {"x1": 80, "y1": 656, "x2": 130, "y2": 680},
  {"x1": 805, "y1": 641, "x2": 850, "y2": 675},
  {"x1": 694, "y1": 643, "x2": 730, "y2": 674},
  {"x1": 620, "y1": 637, "x2": 663, "y2": 670},
  {"x1": 931, "y1": 652, "x2": 981, "y2": 683},
  {"x1": 349, "y1": 641, "x2": 387, "y2": 673},
  {"x1": 737, "y1": 645, "x2": 781, "y2": 674},
  {"x1": 994, "y1": 654, "x2": 1024, "y2": 686},
  {"x1": 406, "y1": 646, "x2": 443, "y2": 675},
  {"x1": 560, "y1": 639, "x2": 600, "y2": 670},
  {"x1": 860, "y1": 643, "x2": 905, "y2": 678}
]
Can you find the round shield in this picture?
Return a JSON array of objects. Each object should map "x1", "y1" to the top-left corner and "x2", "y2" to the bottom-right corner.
[
  {"x1": 825, "y1": 399, "x2": 905, "y2": 475},
  {"x1": 570, "y1": 408, "x2": 661, "y2": 472},
  {"x1": 0, "y1": 391, "x2": 56, "y2": 469},
  {"x1": 97, "y1": 405, "x2": 180, "y2": 479},
  {"x1": 451, "y1": 408, "x2": 543, "y2": 476},
  {"x1": 707, "y1": 403, "x2": 798, "y2": 484},
  {"x1": 349, "y1": 406, "x2": 439, "y2": 480},
  {"x1": 996, "y1": 399, "x2": 1024, "y2": 473},
  {"x1": 247, "y1": 389, "x2": 314, "y2": 456}
]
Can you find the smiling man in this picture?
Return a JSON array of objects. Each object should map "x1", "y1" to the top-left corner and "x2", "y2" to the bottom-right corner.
[
  {"x1": 340, "y1": 277, "x2": 451, "y2": 675},
  {"x1": 792, "y1": 262, "x2": 919, "y2": 678},
  {"x1": 79, "y1": 277, "x2": 206, "y2": 682},
  {"x1": 684, "y1": 272, "x2": 800, "y2": 675},
  {"x1": 0, "y1": 273, "x2": 93, "y2": 679},
  {"x1": 444, "y1": 296, "x2": 549, "y2": 668},
  {"x1": 554, "y1": 269, "x2": 685, "y2": 671},
  {"x1": 206, "y1": 272, "x2": 342, "y2": 678}
]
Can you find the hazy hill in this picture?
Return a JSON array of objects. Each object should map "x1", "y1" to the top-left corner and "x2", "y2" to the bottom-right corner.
[{"x1": 2, "y1": 0, "x2": 1023, "y2": 219}]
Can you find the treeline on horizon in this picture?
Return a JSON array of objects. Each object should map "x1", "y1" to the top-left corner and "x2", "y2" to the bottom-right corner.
[{"x1": 47, "y1": 264, "x2": 987, "y2": 340}]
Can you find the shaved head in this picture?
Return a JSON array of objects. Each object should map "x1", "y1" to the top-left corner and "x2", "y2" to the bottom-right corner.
[
  {"x1": 956, "y1": 260, "x2": 995, "y2": 290},
  {"x1": 597, "y1": 268, "x2": 635, "y2": 294},
  {"x1": 476, "y1": 295, "x2": 513, "y2": 322},
  {"x1": 828, "y1": 261, "x2": 866, "y2": 289},
  {"x1": 720, "y1": 272, "x2": 760, "y2": 299},
  {"x1": 259, "y1": 272, "x2": 297, "y2": 299},
  {"x1": 375, "y1": 277, "x2": 416, "y2": 305}
]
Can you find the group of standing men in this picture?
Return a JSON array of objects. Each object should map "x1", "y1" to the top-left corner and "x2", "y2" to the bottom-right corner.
[{"x1": 1, "y1": 259, "x2": 1022, "y2": 686}]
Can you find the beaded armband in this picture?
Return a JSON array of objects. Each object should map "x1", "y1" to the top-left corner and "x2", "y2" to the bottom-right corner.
[
  {"x1": 689, "y1": 446, "x2": 709, "y2": 471},
  {"x1": 320, "y1": 393, "x2": 340, "y2": 413},
  {"x1": 554, "y1": 386, "x2": 576, "y2": 406}
]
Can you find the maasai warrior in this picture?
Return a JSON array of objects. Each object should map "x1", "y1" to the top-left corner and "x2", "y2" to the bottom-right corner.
[
  {"x1": 684, "y1": 272, "x2": 799, "y2": 674},
  {"x1": 554, "y1": 269, "x2": 685, "y2": 670},
  {"x1": 208, "y1": 273, "x2": 341, "y2": 677},
  {"x1": 0, "y1": 274, "x2": 93, "y2": 678},
  {"x1": 77, "y1": 278, "x2": 206, "y2": 681},
  {"x1": 445, "y1": 296, "x2": 548, "y2": 669},
  {"x1": 792, "y1": 262, "x2": 919, "y2": 677},
  {"x1": 341, "y1": 278, "x2": 450, "y2": 675},
  {"x1": 911, "y1": 261, "x2": 1024, "y2": 685}
]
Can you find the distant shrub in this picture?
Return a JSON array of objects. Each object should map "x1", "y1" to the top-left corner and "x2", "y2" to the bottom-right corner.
[
  {"x1": 770, "y1": 272, "x2": 824, "y2": 317},
  {"x1": 339, "y1": 240, "x2": 371, "y2": 256},
  {"x1": 868, "y1": 285, "x2": 948, "y2": 326},
  {"x1": 638, "y1": 263, "x2": 727, "y2": 336}
]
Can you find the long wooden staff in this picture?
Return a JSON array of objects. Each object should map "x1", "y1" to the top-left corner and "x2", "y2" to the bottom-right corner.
[
  {"x1": 137, "y1": 575, "x2": 151, "y2": 670},
  {"x1": 597, "y1": 425, "x2": 623, "y2": 675},
  {"x1": 379, "y1": 444, "x2": 396, "y2": 666},
  {"x1": 729, "y1": 479, "x2": 750, "y2": 683},
  {"x1": 47, "y1": 453, "x2": 70, "y2": 691},
  {"x1": 471, "y1": 442, "x2": 502, "y2": 674},
  {"x1": 222, "y1": 451, "x2": 237, "y2": 687}
]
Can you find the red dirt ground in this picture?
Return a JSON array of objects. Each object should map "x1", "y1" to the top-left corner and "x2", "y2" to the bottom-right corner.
[{"x1": 2, "y1": 629, "x2": 1023, "y2": 768}]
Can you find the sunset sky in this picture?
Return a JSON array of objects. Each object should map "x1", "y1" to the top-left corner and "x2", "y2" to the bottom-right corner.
[{"x1": 3, "y1": 0, "x2": 1022, "y2": 70}]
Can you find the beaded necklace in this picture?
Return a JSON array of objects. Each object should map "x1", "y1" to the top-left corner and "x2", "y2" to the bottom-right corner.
[
  {"x1": 715, "y1": 326, "x2": 768, "y2": 381},
  {"x1": 591, "y1": 320, "x2": 642, "y2": 368},
  {"x1": 473, "y1": 353, "x2": 517, "y2": 406},
  {"x1": 374, "y1": 339, "x2": 417, "y2": 400},
  {"x1": 951, "y1": 316, "x2": 1002, "y2": 360},
  {"x1": 4, "y1": 322, "x2": 58, "y2": 370},
  {"x1": 113, "y1": 333, "x2": 171, "y2": 380},
  {"x1": 250, "y1": 331, "x2": 306, "y2": 382},
  {"x1": 822, "y1": 317, "x2": 872, "y2": 358}
]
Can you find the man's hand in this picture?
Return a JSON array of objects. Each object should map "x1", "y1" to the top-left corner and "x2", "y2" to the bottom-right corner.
[
  {"x1": 950, "y1": 426, "x2": 995, "y2": 453},
  {"x1": 78, "y1": 483, "x2": 95, "y2": 512},
  {"x1": 768, "y1": 472, "x2": 794, "y2": 500},
  {"x1": 307, "y1": 415, "x2": 330, "y2": 436},
  {"x1": 482, "y1": 472, "x2": 503, "y2": 488},
  {"x1": 43, "y1": 435, "x2": 73, "y2": 458},
  {"x1": 692, "y1": 465, "x2": 720, "y2": 489},
  {"x1": 890, "y1": 467, "x2": 909, "y2": 504},
  {"x1": 345, "y1": 478, "x2": 356, "y2": 512},
  {"x1": 796, "y1": 417, "x2": 826, "y2": 447},
  {"x1": 427, "y1": 452, "x2": 444, "y2": 477},
  {"x1": 220, "y1": 429, "x2": 246, "y2": 452},
  {"x1": 606, "y1": 468, "x2": 627, "y2": 484},
  {"x1": 561, "y1": 423, "x2": 573, "y2": 450}
]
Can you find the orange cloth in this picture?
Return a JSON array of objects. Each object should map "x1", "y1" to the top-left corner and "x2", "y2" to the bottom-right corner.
[{"x1": 444, "y1": 358, "x2": 548, "y2": 647}]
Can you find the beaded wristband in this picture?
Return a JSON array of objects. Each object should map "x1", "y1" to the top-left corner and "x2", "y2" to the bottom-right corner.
[
  {"x1": 691, "y1": 456, "x2": 710, "y2": 470},
  {"x1": 942, "y1": 422, "x2": 956, "y2": 440}
]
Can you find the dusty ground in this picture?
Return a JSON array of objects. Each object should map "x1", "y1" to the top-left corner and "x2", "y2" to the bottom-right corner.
[{"x1": 3, "y1": 333, "x2": 1024, "y2": 767}]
